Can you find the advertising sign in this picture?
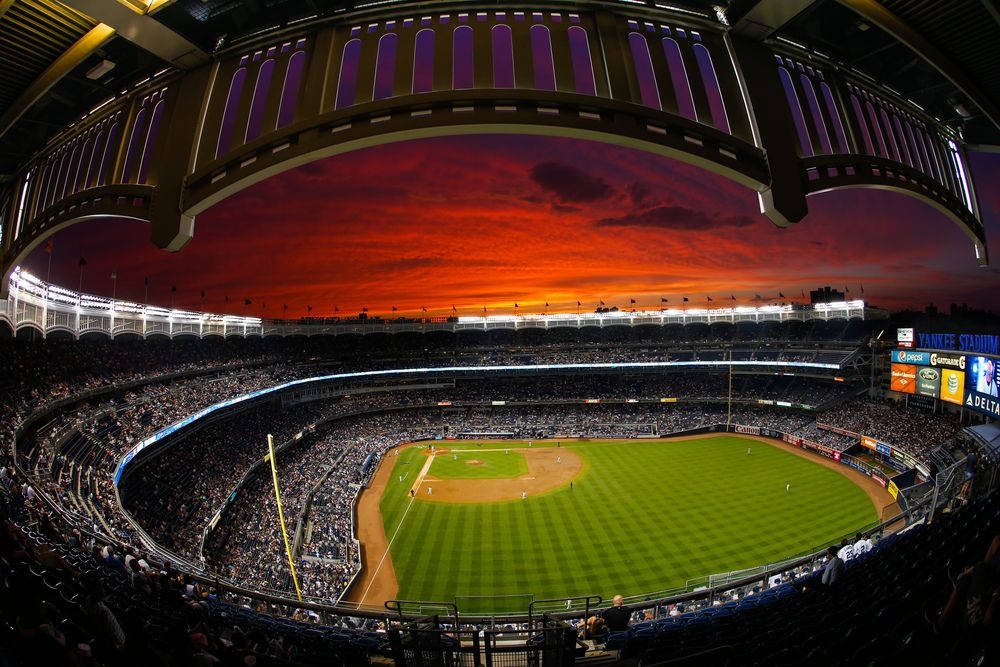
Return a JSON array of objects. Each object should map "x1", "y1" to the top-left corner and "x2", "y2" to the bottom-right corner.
[
  {"x1": 887, "y1": 481, "x2": 899, "y2": 500},
  {"x1": 929, "y1": 352, "x2": 966, "y2": 370},
  {"x1": 892, "y1": 349, "x2": 930, "y2": 364},
  {"x1": 871, "y1": 473, "x2": 888, "y2": 488},
  {"x1": 734, "y1": 425, "x2": 761, "y2": 435},
  {"x1": 897, "y1": 328, "x2": 914, "y2": 349},
  {"x1": 890, "y1": 363, "x2": 917, "y2": 394},
  {"x1": 876, "y1": 442, "x2": 891, "y2": 456},
  {"x1": 916, "y1": 366, "x2": 941, "y2": 398},
  {"x1": 861, "y1": 435, "x2": 878, "y2": 450},
  {"x1": 941, "y1": 368, "x2": 965, "y2": 405},
  {"x1": 965, "y1": 355, "x2": 1000, "y2": 418}
]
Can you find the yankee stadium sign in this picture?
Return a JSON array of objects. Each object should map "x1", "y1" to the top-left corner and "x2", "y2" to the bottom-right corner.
[{"x1": 916, "y1": 333, "x2": 999, "y2": 355}]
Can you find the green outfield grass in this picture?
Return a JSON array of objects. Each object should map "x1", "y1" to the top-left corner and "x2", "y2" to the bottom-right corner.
[
  {"x1": 427, "y1": 449, "x2": 529, "y2": 480},
  {"x1": 377, "y1": 437, "x2": 878, "y2": 613}
]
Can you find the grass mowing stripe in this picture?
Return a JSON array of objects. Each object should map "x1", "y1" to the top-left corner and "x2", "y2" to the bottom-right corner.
[{"x1": 376, "y1": 437, "x2": 878, "y2": 613}]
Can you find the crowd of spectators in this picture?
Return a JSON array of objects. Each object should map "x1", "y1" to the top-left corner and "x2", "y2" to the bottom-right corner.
[{"x1": 813, "y1": 399, "x2": 966, "y2": 466}]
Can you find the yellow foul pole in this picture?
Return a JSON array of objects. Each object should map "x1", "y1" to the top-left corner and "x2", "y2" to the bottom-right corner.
[{"x1": 267, "y1": 433, "x2": 303, "y2": 601}]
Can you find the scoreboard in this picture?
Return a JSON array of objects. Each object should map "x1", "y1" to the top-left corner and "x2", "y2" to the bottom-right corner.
[{"x1": 889, "y1": 346, "x2": 999, "y2": 418}]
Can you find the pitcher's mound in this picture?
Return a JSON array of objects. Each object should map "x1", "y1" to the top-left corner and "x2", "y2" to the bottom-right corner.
[{"x1": 466, "y1": 459, "x2": 484, "y2": 466}]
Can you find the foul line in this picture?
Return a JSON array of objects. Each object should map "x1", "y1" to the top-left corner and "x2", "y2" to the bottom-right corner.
[
  {"x1": 359, "y1": 451, "x2": 435, "y2": 604},
  {"x1": 360, "y1": 495, "x2": 415, "y2": 604}
]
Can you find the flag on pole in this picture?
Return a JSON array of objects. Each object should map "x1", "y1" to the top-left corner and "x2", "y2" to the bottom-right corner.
[
  {"x1": 514, "y1": 302, "x2": 519, "y2": 309},
  {"x1": 577, "y1": 301, "x2": 582, "y2": 307},
  {"x1": 201, "y1": 290, "x2": 206, "y2": 299},
  {"x1": 707, "y1": 296, "x2": 713, "y2": 302},
  {"x1": 362, "y1": 306, "x2": 368, "y2": 312},
  {"x1": 599, "y1": 300, "x2": 605, "y2": 306},
  {"x1": 755, "y1": 293, "x2": 761, "y2": 300},
  {"x1": 661, "y1": 297, "x2": 668, "y2": 303},
  {"x1": 730, "y1": 295, "x2": 735, "y2": 300},
  {"x1": 171, "y1": 285, "x2": 177, "y2": 293},
  {"x1": 78, "y1": 257, "x2": 86, "y2": 267},
  {"x1": 244, "y1": 298, "x2": 251, "y2": 305},
  {"x1": 283, "y1": 304, "x2": 288, "y2": 311},
  {"x1": 860, "y1": 283, "x2": 864, "y2": 294},
  {"x1": 845, "y1": 286, "x2": 850, "y2": 293},
  {"x1": 630, "y1": 298, "x2": 636, "y2": 304},
  {"x1": 683, "y1": 297, "x2": 689, "y2": 302},
  {"x1": 110, "y1": 271, "x2": 117, "y2": 280},
  {"x1": 392, "y1": 305, "x2": 397, "y2": 312},
  {"x1": 544, "y1": 302, "x2": 549, "y2": 308},
  {"x1": 779, "y1": 292, "x2": 784, "y2": 298},
  {"x1": 422, "y1": 306, "x2": 427, "y2": 312},
  {"x1": 334, "y1": 305, "x2": 339, "y2": 312},
  {"x1": 307, "y1": 305, "x2": 312, "y2": 312},
  {"x1": 452, "y1": 305, "x2": 457, "y2": 312},
  {"x1": 44, "y1": 239, "x2": 53, "y2": 254}
]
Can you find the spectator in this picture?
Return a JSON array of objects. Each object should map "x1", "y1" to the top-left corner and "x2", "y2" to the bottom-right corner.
[
  {"x1": 602, "y1": 595, "x2": 630, "y2": 631},
  {"x1": 822, "y1": 546, "x2": 844, "y2": 586}
]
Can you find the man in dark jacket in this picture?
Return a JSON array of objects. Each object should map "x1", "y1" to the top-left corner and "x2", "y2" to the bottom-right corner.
[{"x1": 602, "y1": 595, "x2": 630, "y2": 631}]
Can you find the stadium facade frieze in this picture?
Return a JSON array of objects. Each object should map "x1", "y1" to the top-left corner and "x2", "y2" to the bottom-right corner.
[{"x1": 0, "y1": 0, "x2": 988, "y2": 290}]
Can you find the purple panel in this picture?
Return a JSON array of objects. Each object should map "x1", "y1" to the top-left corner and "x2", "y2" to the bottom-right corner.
[
  {"x1": 50, "y1": 151, "x2": 68, "y2": 208},
  {"x1": 491, "y1": 25, "x2": 514, "y2": 88},
  {"x1": 245, "y1": 59, "x2": 276, "y2": 142},
  {"x1": 864, "y1": 100, "x2": 889, "y2": 158},
  {"x1": 567, "y1": 27, "x2": 596, "y2": 96},
  {"x1": 820, "y1": 83, "x2": 849, "y2": 153},
  {"x1": 137, "y1": 99, "x2": 166, "y2": 184},
  {"x1": 57, "y1": 146, "x2": 80, "y2": 199},
  {"x1": 799, "y1": 74, "x2": 831, "y2": 154},
  {"x1": 849, "y1": 95, "x2": 874, "y2": 155},
  {"x1": 904, "y1": 122, "x2": 926, "y2": 175},
  {"x1": 37, "y1": 162, "x2": 52, "y2": 212},
  {"x1": 277, "y1": 50, "x2": 307, "y2": 128},
  {"x1": 86, "y1": 130, "x2": 105, "y2": 188},
  {"x1": 530, "y1": 25, "x2": 556, "y2": 90},
  {"x1": 661, "y1": 38, "x2": 693, "y2": 118},
  {"x1": 628, "y1": 33, "x2": 660, "y2": 109},
  {"x1": 373, "y1": 33, "x2": 398, "y2": 100},
  {"x1": 98, "y1": 122, "x2": 121, "y2": 186},
  {"x1": 920, "y1": 129, "x2": 942, "y2": 183},
  {"x1": 335, "y1": 39, "x2": 362, "y2": 109},
  {"x1": 73, "y1": 138, "x2": 92, "y2": 193},
  {"x1": 453, "y1": 26, "x2": 474, "y2": 89},
  {"x1": 62, "y1": 144, "x2": 80, "y2": 199},
  {"x1": 877, "y1": 107, "x2": 900, "y2": 161},
  {"x1": 693, "y1": 43, "x2": 729, "y2": 133},
  {"x1": 412, "y1": 29, "x2": 435, "y2": 94},
  {"x1": 121, "y1": 107, "x2": 148, "y2": 183},
  {"x1": 216, "y1": 67, "x2": 247, "y2": 158},
  {"x1": 891, "y1": 114, "x2": 912, "y2": 167},
  {"x1": 778, "y1": 67, "x2": 813, "y2": 156}
]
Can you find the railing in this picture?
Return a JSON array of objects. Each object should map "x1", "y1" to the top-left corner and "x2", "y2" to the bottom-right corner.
[{"x1": 2, "y1": 266, "x2": 869, "y2": 340}]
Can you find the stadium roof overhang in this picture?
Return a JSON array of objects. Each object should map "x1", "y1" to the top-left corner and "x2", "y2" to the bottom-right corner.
[
  {"x1": 728, "y1": 0, "x2": 1000, "y2": 148},
  {"x1": 2, "y1": 0, "x2": 999, "y2": 182}
]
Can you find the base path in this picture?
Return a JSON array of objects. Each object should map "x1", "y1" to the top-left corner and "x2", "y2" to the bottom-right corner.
[
  {"x1": 344, "y1": 445, "x2": 405, "y2": 606},
  {"x1": 417, "y1": 447, "x2": 583, "y2": 503}
]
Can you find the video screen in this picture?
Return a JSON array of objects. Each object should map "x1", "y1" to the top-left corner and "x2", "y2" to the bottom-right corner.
[{"x1": 969, "y1": 356, "x2": 999, "y2": 398}]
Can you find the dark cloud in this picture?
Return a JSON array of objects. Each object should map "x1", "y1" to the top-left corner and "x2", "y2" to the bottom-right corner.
[
  {"x1": 594, "y1": 206, "x2": 758, "y2": 231},
  {"x1": 627, "y1": 181, "x2": 657, "y2": 208},
  {"x1": 529, "y1": 162, "x2": 614, "y2": 203}
]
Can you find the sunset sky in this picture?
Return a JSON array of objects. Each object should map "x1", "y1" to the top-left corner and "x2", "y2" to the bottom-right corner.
[{"x1": 21, "y1": 135, "x2": 1000, "y2": 317}]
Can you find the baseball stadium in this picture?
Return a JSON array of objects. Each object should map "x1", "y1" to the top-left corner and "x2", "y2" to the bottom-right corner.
[{"x1": 1, "y1": 1, "x2": 1000, "y2": 666}]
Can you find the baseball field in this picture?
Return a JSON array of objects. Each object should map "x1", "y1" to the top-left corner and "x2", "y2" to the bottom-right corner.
[{"x1": 350, "y1": 435, "x2": 889, "y2": 614}]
